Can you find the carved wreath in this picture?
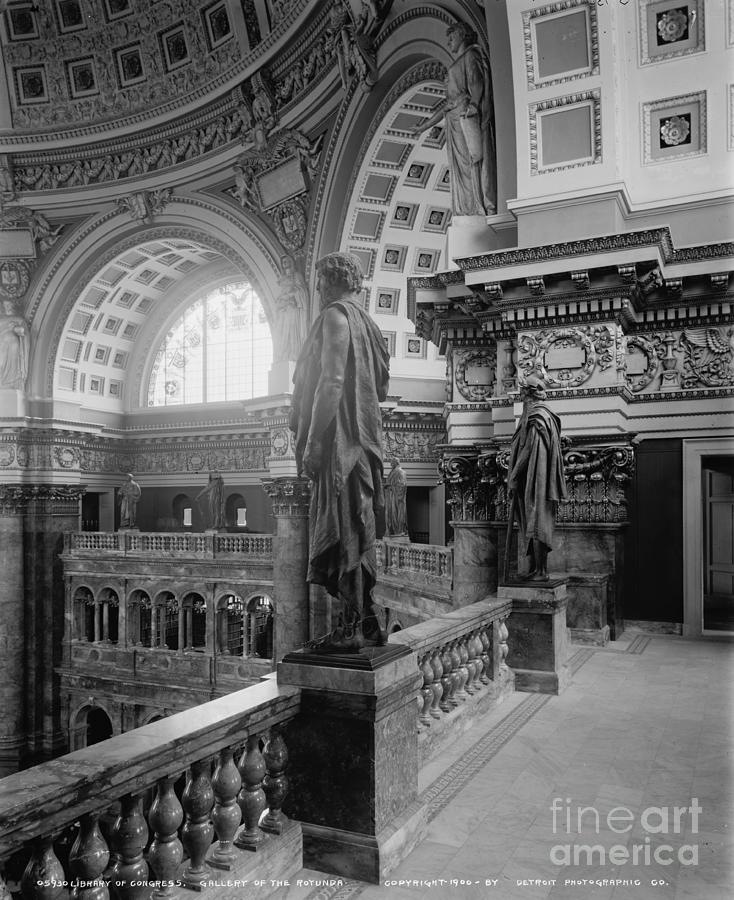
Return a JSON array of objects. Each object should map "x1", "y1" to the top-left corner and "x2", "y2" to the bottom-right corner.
[
  {"x1": 624, "y1": 335, "x2": 659, "y2": 392},
  {"x1": 454, "y1": 349, "x2": 496, "y2": 401},
  {"x1": 518, "y1": 328, "x2": 597, "y2": 388}
]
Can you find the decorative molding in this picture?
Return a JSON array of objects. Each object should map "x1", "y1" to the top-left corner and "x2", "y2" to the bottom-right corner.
[
  {"x1": 642, "y1": 91, "x2": 707, "y2": 165},
  {"x1": 522, "y1": 0, "x2": 600, "y2": 90},
  {"x1": 0, "y1": 205, "x2": 63, "y2": 255},
  {"x1": 529, "y1": 89, "x2": 602, "y2": 175},
  {"x1": 639, "y1": 0, "x2": 706, "y2": 66},
  {"x1": 116, "y1": 189, "x2": 173, "y2": 224},
  {"x1": 454, "y1": 348, "x2": 497, "y2": 402},
  {"x1": 454, "y1": 227, "x2": 733, "y2": 271},
  {"x1": 679, "y1": 326, "x2": 734, "y2": 389},
  {"x1": 517, "y1": 324, "x2": 619, "y2": 388}
]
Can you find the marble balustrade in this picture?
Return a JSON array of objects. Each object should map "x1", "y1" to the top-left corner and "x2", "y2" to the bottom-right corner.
[
  {"x1": 66, "y1": 532, "x2": 274, "y2": 560},
  {"x1": 0, "y1": 678, "x2": 300, "y2": 899},
  {"x1": 376, "y1": 539, "x2": 453, "y2": 601},
  {"x1": 387, "y1": 597, "x2": 513, "y2": 740}
]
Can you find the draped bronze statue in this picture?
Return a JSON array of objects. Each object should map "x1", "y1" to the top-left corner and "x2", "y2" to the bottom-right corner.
[
  {"x1": 289, "y1": 252, "x2": 390, "y2": 650},
  {"x1": 505, "y1": 377, "x2": 567, "y2": 581}
]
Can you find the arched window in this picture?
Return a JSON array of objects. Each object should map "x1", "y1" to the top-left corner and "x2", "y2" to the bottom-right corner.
[
  {"x1": 226, "y1": 493, "x2": 247, "y2": 528},
  {"x1": 147, "y1": 283, "x2": 273, "y2": 406},
  {"x1": 181, "y1": 593, "x2": 207, "y2": 650},
  {"x1": 173, "y1": 494, "x2": 192, "y2": 530},
  {"x1": 220, "y1": 594, "x2": 244, "y2": 656},
  {"x1": 128, "y1": 590, "x2": 152, "y2": 645},
  {"x1": 73, "y1": 587, "x2": 95, "y2": 641},
  {"x1": 246, "y1": 596, "x2": 273, "y2": 659}
]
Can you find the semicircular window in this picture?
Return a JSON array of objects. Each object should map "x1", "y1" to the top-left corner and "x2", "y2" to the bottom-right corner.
[{"x1": 147, "y1": 283, "x2": 272, "y2": 406}]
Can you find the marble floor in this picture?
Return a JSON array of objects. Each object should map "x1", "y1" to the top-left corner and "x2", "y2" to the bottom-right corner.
[{"x1": 275, "y1": 633, "x2": 733, "y2": 900}]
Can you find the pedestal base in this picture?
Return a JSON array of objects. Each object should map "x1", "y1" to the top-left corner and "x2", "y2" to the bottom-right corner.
[
  {"x1": 278, "y1": 644, "x2": 422, "y2": 883},
  {"x1": 499, "y1": 580, "x2": 569, "y2": 695}
]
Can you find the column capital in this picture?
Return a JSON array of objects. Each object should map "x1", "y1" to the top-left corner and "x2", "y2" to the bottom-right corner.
[
  {"x1": 0, "y1": 484, "x2": 28, "y2": 514},
  {"x1": 261, "y1": 477, "x2": 310, "y2": 517}
]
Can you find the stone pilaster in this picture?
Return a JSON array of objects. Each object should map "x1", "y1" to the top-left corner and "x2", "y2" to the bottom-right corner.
[
  {"x1": 261, "y1": 478, "x2": 310, "y2": 658},
  {"x1": 0, "y1": 486, "x2": 28, "y2": 775},
  {"x1": 23, "y1": 485, "x2": 85, "y2": 762},
  {"x1": 439, "y1": 449, "x2": 498, "y2": 605}
]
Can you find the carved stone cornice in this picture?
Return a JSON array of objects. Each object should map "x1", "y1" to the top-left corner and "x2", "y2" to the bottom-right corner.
[
  {"x1": 438, "y1": 449, "x2": 492, "y2": 523},
  {"x1": 0, "y1": 483, "x2": 85, "y2": 516},
  {"x1": 261, "y1": 478, "x2": 310, "y2": 516}
]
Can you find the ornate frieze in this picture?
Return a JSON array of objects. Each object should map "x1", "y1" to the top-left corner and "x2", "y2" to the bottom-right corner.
[
  {"x1": 383, "y1": 426, "x2": 444, "y2": 463},
  {"x1": 679, "y1": 326, "x2": 734, "y2": 388},
  {"x1": 261, "y1": 478, "x2": 310, "y2": 516},
  {"x1": 0, "y1": 484, "x2": 84, "y2": 516}
]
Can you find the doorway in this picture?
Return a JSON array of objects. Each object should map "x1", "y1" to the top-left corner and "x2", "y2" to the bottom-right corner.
[{"x1": 703, "y1": 456, "x2": 734, "y2": 633}]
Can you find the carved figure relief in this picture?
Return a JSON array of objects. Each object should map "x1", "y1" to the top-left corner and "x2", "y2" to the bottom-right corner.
[
  {"x1": 327, "y1": 0, "x2": 391, "y2": 93},
  {"x1": 274, "y1": 256, "x2": 309, "y2": 362},
  {"x1": 0, "y1": 205, "x2": 63, "y2": 255},
  {"x1": 0, "y1": 299, "x2": 30, "y2": 389},
  {"x1": 117, "y1": 189, "x2": 172, "y2": 224}
]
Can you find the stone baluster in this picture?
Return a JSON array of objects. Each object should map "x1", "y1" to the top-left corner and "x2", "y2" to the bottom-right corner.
[
  {"x1": 459, "y1": 636, "x2": 475, "y2": 695},
  {"x1": 261, "y1": 731, "x2": 289, "y2": 835},
  {"x1": 499, "y1": 619, "x2": 509, "y2": 668},
  {"x1": 235, "y1": 735, "x2": 267, "y2": 850},
  {"x1": 21, "y1": 836, "x2": 67, "y2": 899},
  {"x1": 109, "y1": 795, "x2": 149, "y2": 900},
  {"x1": 465, "y1": 633, "x2": 480, "y2": 693},
  {"x1": 448, "y1": 641, "x2": 464, "y2": 702},
  {"x1": 147, "y1": 775, "x2": 184, "y2": 899},
  {"x1": 469, "y1": 631, "x2": 484, "y2": 691},
  {"x1": 439, "y1": 645, "x2": 453, "y2": 713},
  {"x1": 428, "y1": 647, "x2": 443, "y2": 719},
  {"x1": 181, "y1": 759, "x2": 215, "y2": 890},
  {"x1": 419, "y1": 653, "x2": 433, "y2": 727},
  {"x1": 479, "y1": 626, "x2": 491, "y2": 683},
  {"x1": 208, "y1": 746, "x2": 242, "y2": 869},
  {"x1": 68, "y1": 813, "x2": 110, "y2": 899}
]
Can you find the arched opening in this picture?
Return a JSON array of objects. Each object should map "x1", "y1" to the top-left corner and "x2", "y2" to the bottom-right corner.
[
  {"x1": 73, "y1": 587, "x2": 95, "y2": 641},
  {"x1": 128, "y1": 590, "x2": 152, "y2": 646},
  {"x1": 154, "y1": 592, "x2": 179, "y2": 650},
  {"x1": 98, "y1": 588, "x2": 119, "y2": 643},
  {"x1": 218, "y1": 593, "x2": 245, "y2": 656},
  {"x1": 181, "y1": 593, "x2": 207, "y2": 650},
  {"x1": 226, "y1": 493, "x2": 247, "y2": 528},
  {"x1": 246, "y1": 595, "x2": 274, "y2": 660},
  {"x1": 86, "y1": 707, "x2": 113, "y2": 747},
  {"x1": 172, "y1": 494, "x2": 192, "y2": 530}
]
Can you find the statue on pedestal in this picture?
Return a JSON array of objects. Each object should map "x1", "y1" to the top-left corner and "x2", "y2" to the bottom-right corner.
[
  {"x1": 195, "y1": 472, "x2": 225, "y2": 530},
  {"x1": 118, "y1": 474, "x2": 142, "y2": 530},
  {"x1": 0, "y1": 299, "x2": 29, "y2": 390},
  {"x1": 385, "y1": 457, "x2": 408, "y2": 537},
  {"x1": 289, "y1": 252, "x2": 390, "y2": 650},
  {"x1": 505, "y1": 377, "x2": 566, "y2": 581},
  {"x1": 274, "y1": 256, "x2": 309, "y2": 362},
  {"x1": 413, "y1": 20, "x2": 496, "y2": 216}
]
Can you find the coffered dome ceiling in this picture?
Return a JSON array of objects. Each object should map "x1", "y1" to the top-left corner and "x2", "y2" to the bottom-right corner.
[{"x1": 0, "y1": 0, "x2": 312, "y2": 139}]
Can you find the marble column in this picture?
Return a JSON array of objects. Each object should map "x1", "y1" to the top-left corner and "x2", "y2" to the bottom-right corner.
[
  {"x1": 0, "y1": 486, "x2": 27, "y2": 775},
  {"x1": 278, "y1": 645, "x2": 426, "y2": 883},
  {"x1": 261, "y1": 478, "x2": 310, "y2": 658},
  {"x1": 23, "y1": 485, "x2": 86, "y2": 762}
]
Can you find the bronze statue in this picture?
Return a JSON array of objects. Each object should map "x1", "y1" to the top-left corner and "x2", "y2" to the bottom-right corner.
[
  {"x1": 413, "y1": 21, "x2": 496, "y2": 216},
  {"x1": 289, "y1": 251, "x2": 390, "y2": 649},
  {"x1": 195, "y1": 472, "x2": 225, "y2": 530},
  {"x1": 118, "y1": 474, "x2": 142, "y2": 529},
  {"x1": 385, "y1": 457, "x2": 408, "y2": 536},
  {"x1": 505, "y1": 377, "x2": 566, "y2": 581}
]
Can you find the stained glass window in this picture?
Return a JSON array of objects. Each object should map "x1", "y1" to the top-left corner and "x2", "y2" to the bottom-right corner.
[{"x1": 147, "y1": 282, "x2": 272, "y2": 406}]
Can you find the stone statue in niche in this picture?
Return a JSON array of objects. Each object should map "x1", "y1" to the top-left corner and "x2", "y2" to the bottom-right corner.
[
  {"x1": 274, "y1": 256, "x2": 309, "y2": 362},
  {"x1": 118, "y1": 474, "x2": 142, "y2": 530},
  {"x1": 504, "y1": 377, "x2": 567, "y2": 582},
  {"x1": 413, "y1": 20, "x2": 496, "y2": 216},
  {"x1": 385, "y1": 457, "x2": 408, "y2": 537},
  {"x1": 196, "y1": 472, "x2": 226, "y2": 530},
  {"x1": 0, "y1": 299, "x2": 30, "y2": 390},
  {"x1": 290, "y1": 252, "x2": 390, "y2": 650}
]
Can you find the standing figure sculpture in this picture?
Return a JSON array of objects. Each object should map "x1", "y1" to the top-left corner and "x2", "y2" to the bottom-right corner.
[
  {"x1": 0, "y1": 299, "x2": 30, "y2": 390},
  {"x1": 385, "y1": 457, "x2": 408, "y2": 536},
  {"x1": 275, "y1": 256, "x2": 309, "y2": 362},
  {"x1": 118, "y1": 474, "x2": 142, "y2": 529},
  {"x1": 290, "y1": 251, "x2": 390, "y2": 649},
  {"x1": 195, "y1": 472, "x2": 225, "y2": 530},
  {"x1": 413, "y1": 21, "x2": 496, "y2": 216},
  {"x1": 505, "y1": 377, "x2": 566, "y2": 581}
]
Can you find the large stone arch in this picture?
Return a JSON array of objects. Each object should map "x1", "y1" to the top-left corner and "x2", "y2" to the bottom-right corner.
[{"x1": 25, "y1": 195, "x2": 284, "y2": 405}]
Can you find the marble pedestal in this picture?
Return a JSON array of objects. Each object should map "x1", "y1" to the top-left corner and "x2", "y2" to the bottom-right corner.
[
  {"x1": 277, "y1": 645, "x2": 426, "y2": 883},
  {"x1": 498, "y1": 580, "x2": 569, "y2": 695}
]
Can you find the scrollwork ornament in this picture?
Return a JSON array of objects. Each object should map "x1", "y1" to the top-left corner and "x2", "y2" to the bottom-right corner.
[
  {"x1": 518, "y1": 328, "x2": 597, "y2": 388},
  {"x1": 271, "y1": 429, "x2": 291, "y2": 457},
  {"x1": 271, "y1": 197, "x2": 307, "y2": 252},
  {"x1": 625, "y1": 335, "x2": 659, "y2": 392},
  {"x1": 679, "y1": 327, "x2": 734, "y2": 389}
]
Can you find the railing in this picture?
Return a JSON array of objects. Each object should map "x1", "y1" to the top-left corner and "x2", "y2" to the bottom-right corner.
[
  {"x1": 389, "y1": 597, "x2": 513, "y2": 743},
  {"x1": 0, "y1": 679, "x2": 300, "y2": 899},
  {"x1": 377, "y1": 539, "x2": 453, "y2": 598},
  {"x1": 65, "y1": 532, "x2": 274, "y2": 560}
]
